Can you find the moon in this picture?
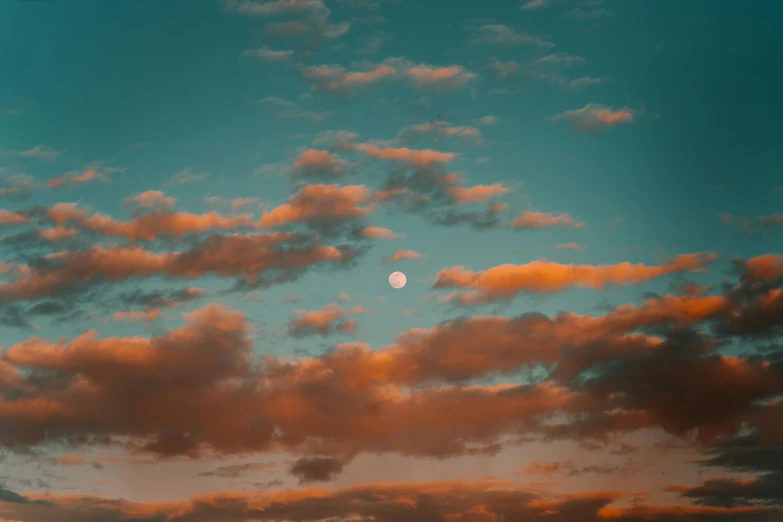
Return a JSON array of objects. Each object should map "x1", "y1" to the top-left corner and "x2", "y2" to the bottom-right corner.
[{"x1": 389, "y1": 271, "x2": 407, "y2": 289}]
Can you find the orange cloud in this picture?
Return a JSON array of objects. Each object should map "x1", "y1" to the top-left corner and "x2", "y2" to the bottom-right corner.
[
  {"x1": 125, "y1": 190, "x2": 176, "y2": 210},
  {"x1": 38, "y1": 227, "x2": 78, "y2": 241},
  {"x1": 51, "y1": 207, "x2": 255, "y2": 241},
  {"x1": 45, "y1": 185, "x2": 372, "y2": 240},
  {"x1": 0, "y1": 209, "x2": 29, "y2": 225},
  {"x1": 301, "y1": 64, "x2": 396, "y2": 93},
  {"x1": 1, "y1": 301, "x2": 594, "y2": 457},
  {"x1": 0, "y1": 234, "x2": 349, "y2": 301},
  {"x1": 258, "y1": 184, "x2": 372, "y2": 228},
  {"x1": 551, "y1": 104, "x2": 634, "y2": 133},
  {"x1": 0, "y1": 481, "x2": 632, "y2": 522},
  {"x1": 291, "y1": 149, "x2": 346, "y2": 179},
  {"x1": 434, "y1": 253, "x2": 718, "y2": 302},
  {"x1": 107, "y1": 309, "x2": 165, "y2": 323},
  {"x1": 48, "y1": 168, "x2": 109, "y2": 188},
  {"x1": 1, "y1": 273, "x2": 781, "y2": 460},
  {"x1": 360, "y1": 226, "x2": 399, "y2": 239},
  {"x1": 351, "y1": 143, "x2": 456, "y2": 166},
  {"x1": 555, "y1": 242, "x2": 583, "y2": 252},
  {"x1": 385, "y1": 249, "x2": 422, "y2": 263},
  {"x1": 404, "y1": 64, "x2": 476, "y2": 89},
  {"x1": 4, "y1": 479, "x2": 775, "y2": 522},
  {"x1": 510, "y1": 211, "x2": 582, "y2": 229},
  {"x1": 287, "y1": 302, "x2": 361, "y2": 337},
  {"x1": 742, "y1": 254, "x2": 783, "y2": 282},
  {"x1": 300, "y1": 60, "x2": 475, "y2": 93},
  {"x1": 446, "y1": 183, "x2": 509, "y2": 204}
]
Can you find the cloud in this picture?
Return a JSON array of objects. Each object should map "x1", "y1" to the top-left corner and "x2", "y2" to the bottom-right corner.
[
  {"x1": 384, "y1": 249, "x2": 422, "y2": 263},
  {"x1": 258, "y1": 183, "x2": 373, "y2": 229},
  {"x1": 0, "y1": 303, "x2": 585, "y2": 457},
  {"x1": 336, "y1": 136, "x2": 457, "y2": 166},
  {"x1": 734, "y1": 213, "x2": 783, "y2": 230},
  {"x1": 551, "y1": 104, "x2": 634, "y2": 133},
  {"x1": 0, "y1": 210, "x2": 29, "y2": 226},
  {"x1": 535, "y1": 52, "x2": 585, "y2": 66},
  {"x1": 1, "y1": 265, "x2": 783, "y2": 462},
  {"x1": 224, "y1": 0, "x2": 350, "y2": 50},
  {"x1": 0, "y1": 171, "x2": 37, "y2": 199},
  {"x1": 290, "y1": 149, "x2": 348, "y2": 180},
  {"x1": 198, "y1": 461, "x2": 277, "y2": 478},
  {"x1": 430, "y1": 202, "x2": 509, "y2": 229},
  {"x1": 166, "y1": 167, "x2": 209, "y2": 186},
  {"x1": 289, "y1": 455, "x2": 350, "y2": 484},
  {"x1": 204, "y1": 196, "x2": 263, "y2": 211},
  {"x1": 301, "y1": 63, "x2": 397, "y2": 93},
  {"x1": 395, "y1": 120, "x2": 483, "y2": 146},
  {"x1": 472, "y1": 24, "x2": 554, "y2": 48},
  {"x1": 669, "y1": 431, "x2": 783, "y2": 507},
  {"x1": 740, "y1": 255, "x2": 783, "y2": 283},
  {"x1": 37, "y1": 226, "x2": 78, "y2": 241},
  {"x1": 509, "y1": 211, "x2": 583, "y2": 229},
  {"x1": 556, "y1": 242, "x2": 583, "y2": 252},
  {"x1": 17, "y1": 144, "x2": 62, "y2": 161},
  {"x1": 124, "y1": 190, "x2": 176, "y2": 211},
  {"x1": 241, "y1": 46, "x2": 295, "y2": 61},
  {"x1": 47, "y1": 168, "x2": 110, "y2": 188},
  {"x1": 433, "y1": 253, "x2": 718, "y2": 303},
  {"x1": 563, "y1": 6, "x2": 613, "y2": 20},
  {"x1": 521, "y1": 0, "x2": 552, "y2": 10},
  {"x1": 106, "y1": 309, "x2": 167, "y2": 325},
  {"x1": 403, "y1": 63, "x2": 476, "y2": 90},
  {"x1": 486, "y1": 59, "x2": 523, "y2": 80},
  {"x1": 0, "y1": 482, "x2": 623, "y2": 522},
  {"x1": 473, "y1": 115, "x2": 499, "y2": 126},
  {"x1": 117, "y1": 287, "x2": 207, "y2": 311},
  {"x1": 3, "y1": 480, "x2": 780, "y2": 522},
  {"x1": 287, "y1": 301, "x2": 360, "y2": 337},
  {"x1": 568, "y1": 76, "x2": 608, "y2": 89},
  {"x1": 365, "y1": 145, "x2": 456, "y2": 166},
  {"x1": 360, "y1": 226, "x2": 399, "y2": 239},
  {"x1": 0, "y1": 234, "x2": 353, "y2": 302},
  {"x1": 43, "y1": 184, "x2": 373, "y2": 240},
  {"x1": 523, "y1": 460, "x2": 620, "y2": 477},
  {"x1": 259, "y1": 96, "x2": 336, "y2": 121},
  {"x1": 224, "y1": 0, "x2": 325, "y2": 16},
  {"x1": 445, "y1": 183, "x2": 509, "y2": 204},
  {"x1": 51, "y1": 453, "x2": 112, "y2": 469},
  {"x1": 490, "y1": 52, "x2": 609, "y2": 90},
  {"x1": 300, "y1": 59, "x2": 475, "y2": 94},
  {"x1": 46, "y1": 203, "x2": 257, "y2": 241}
]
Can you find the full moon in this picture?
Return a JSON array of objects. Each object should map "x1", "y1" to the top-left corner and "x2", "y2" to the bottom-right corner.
[{"x1": 389, "y1": 271, "x2": 407, "y2": 289}]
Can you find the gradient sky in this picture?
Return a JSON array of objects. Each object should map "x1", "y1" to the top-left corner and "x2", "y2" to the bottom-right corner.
[{"x1": 1, "y1": 1, "x2": 782, "y2": 521}]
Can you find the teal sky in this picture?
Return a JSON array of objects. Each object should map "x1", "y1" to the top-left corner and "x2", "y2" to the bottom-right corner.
[{"x1": 0, "y1": 1, "x2": 782, "y2": 521}]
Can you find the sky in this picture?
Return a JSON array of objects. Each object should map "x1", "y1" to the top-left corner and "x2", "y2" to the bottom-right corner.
[{"x1": 0, "y1": 0, "x2": 782, "y2": 521}]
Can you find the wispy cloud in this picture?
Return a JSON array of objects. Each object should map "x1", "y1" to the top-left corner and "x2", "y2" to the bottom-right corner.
[
  {"x1": 299, "y1": 58, "x2": 475, "y2": 94},
  {"x1": 521, "y1": 0, "x2": 552, "y2": 10},
  {"x1": 550, "y1": 104, "x2": 635, "y2": 133},
  {"x1": 259, "y1": 96, "x2": 336, "y2": 121},
  {"x1": 166, "y1": 167, "x2": 210, "y2": 186},
  {"x1": 242, "y1": 46, "x2": 295, "y2": 61},
  {"x1": 18, "y1": 144, "x2": 63, "y2": 161},
  {"x1": 472, "y1": 24, "x2": 554, "y2": 48}
]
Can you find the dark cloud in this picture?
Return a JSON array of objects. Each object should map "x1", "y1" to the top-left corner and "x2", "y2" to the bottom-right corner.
[
  {"x1": 669, "y1": 432, "x2": 783, "y2": 508},
  {"x1": 117, "y1": 287, "x2": 206, "y2": 310},
  {"x1": 289, "y1": 455, "x2": 350, "y2": 484}
]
